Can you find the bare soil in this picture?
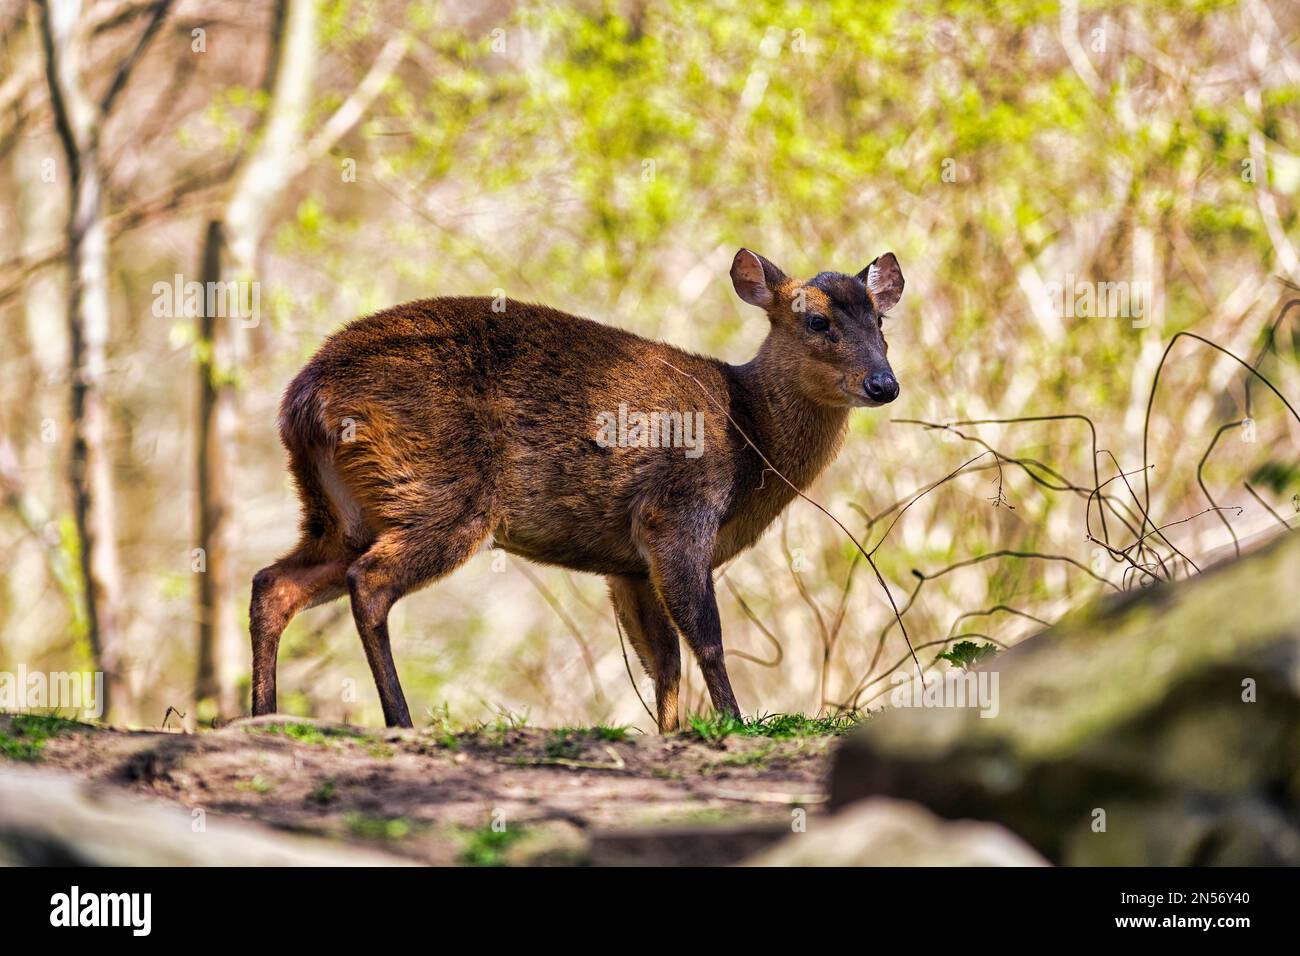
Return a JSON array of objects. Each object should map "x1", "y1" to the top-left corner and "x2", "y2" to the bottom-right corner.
[{"x1": 5, "y1": 714, "x2": 835, "y2": 865}]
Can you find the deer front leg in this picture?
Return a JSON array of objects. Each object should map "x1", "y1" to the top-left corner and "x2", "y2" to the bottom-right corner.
[{"x1": 641, "y1": 517, "x2": 740, "y2": 721}]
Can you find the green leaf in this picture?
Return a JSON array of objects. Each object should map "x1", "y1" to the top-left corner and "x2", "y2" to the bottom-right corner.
[{"x1": 937, "y1": 641, "x2": 999, "y2": 671}]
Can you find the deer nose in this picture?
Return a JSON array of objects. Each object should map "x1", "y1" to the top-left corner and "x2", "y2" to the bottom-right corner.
[{"x1": 864, "y1": 371, "x2": 899, "y2": 403}]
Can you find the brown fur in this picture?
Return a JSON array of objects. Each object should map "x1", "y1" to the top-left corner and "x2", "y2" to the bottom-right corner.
[{"x1": 250, "y1": 250, "x2": 904, "y2": 730}]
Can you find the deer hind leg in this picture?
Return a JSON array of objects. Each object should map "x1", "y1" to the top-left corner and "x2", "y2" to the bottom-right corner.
[
  {"x1": 250, "y1": 550, "x2": 349, "y2": 717},
  {"x1": 345, "y1": 515, "x2": 494, "y2": 728},
  {"x1": 608, "y1": 575, "x2": 682, "y2": 733}
]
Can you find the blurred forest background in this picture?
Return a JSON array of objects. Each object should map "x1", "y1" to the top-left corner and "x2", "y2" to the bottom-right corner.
[{"x1": 0, "y1": 0, "x2": 1297, "y2": 730}]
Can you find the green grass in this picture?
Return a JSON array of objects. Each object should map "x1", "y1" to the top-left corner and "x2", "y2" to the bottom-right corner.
[
  {"x1": 424, "y1": 708, "x2": 630, "y2": 752},
  {"x1": 542, "y1": 723, "x2": 632, "y2": 758},
  {"x1": 250, "y1": 721, "x2": 366, "y2": 746},
  {"x1": 421, "y1": 705, "x2": 535, "y2": 750},
  {"x1": 592, "y1": 723, "x2": 630, "y2": 742},
  {"x1": 457, "y1": 824, "x2": 527, "y2": 866},
  {"x1": 544, "y1": 731, "x2": 584, "y2": 759},
  {"x1": 307, "y1": 780, "x2": 337, "y2": 805},
  {"x1": 0, "y1": 714, "x2": 84, "y2": 762},
  {"x1": 431, "y1": 730, "x2": 460, "y2": 750},
  {"x1": 345, "y1": 813, "x2": 413, "y2": 841},
  {"x1": 715, "y1": 741, "x2": 777, "y2": 768},
  {"x1": 470, "y1": 708, "x2": 531, "y2": 748},
  {"x1": 424, "y1": 703, "x2": 461, "y2": 748},
  {"x1": 683, "y1": 711, "x2": 867, "y2": 744},
  {"x1": 235, "y1": 774, "x2": 275, "y2": 794},
  {"x1": 253, "y1": 721, "x2": 393, "y2": 758}
]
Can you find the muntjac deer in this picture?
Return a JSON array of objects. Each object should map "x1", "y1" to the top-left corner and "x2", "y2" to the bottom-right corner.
[{"x1": 251, "y1": 249, "x2": 904, "y2": 731}]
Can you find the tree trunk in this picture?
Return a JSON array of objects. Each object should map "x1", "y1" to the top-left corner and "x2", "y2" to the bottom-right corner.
[
  {"x1": 66, "y1": 135, "x2": 122, "y2": 714},
  {"x1": 38, "y1": 0, "x2": 124, "y2": 717},
  {"x1": 193, "y1": 219, "x2": 240, "y2": 718},
  {"x1": 195, "y1": 0, "x2": 316, "y2": 719}
]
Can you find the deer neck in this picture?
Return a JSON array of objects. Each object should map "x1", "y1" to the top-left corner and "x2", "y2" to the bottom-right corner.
[{"x1": 732, "y1": 336, "x2": 850, "y2": 494}]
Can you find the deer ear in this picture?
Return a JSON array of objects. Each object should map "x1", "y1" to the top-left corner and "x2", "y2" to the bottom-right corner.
[
  {"x1": 858, "y1": 253, "x2": 904, "y2": 313},
  {"x1": 731, "y1": 249, "x2": 785, "y2": 308}
]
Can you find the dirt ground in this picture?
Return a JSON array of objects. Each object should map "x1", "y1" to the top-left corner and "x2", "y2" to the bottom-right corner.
[{"x1": 2, "y1": 714, "x2": 838, "y2": 865}]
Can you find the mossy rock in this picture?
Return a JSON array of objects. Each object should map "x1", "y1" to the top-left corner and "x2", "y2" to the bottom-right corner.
[{"x1": 831, "y1": 533, "x2": 1300, "y2": 865}]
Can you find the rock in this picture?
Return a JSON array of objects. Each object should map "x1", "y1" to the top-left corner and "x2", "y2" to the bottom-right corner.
[
  {"x1": 746, "y1": 797, "x2": 1048, "y2": 866},
  {"x1": 0, "y1": 766, "x2": 417, "y2": 866},
  {"x1": 830, "y1": 533, "x2": 1300, "y2": 866}
]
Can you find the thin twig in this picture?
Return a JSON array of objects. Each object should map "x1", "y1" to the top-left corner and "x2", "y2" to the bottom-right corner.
[
  {"x1": 612, "y1": 612, "x2": 656, "y2": 725},
  {"x1": 1243, "y1": 482, "x2": 1296, "y2": 533}
]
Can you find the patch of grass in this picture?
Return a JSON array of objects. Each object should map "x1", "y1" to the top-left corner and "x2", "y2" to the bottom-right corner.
[
  {"x1": 235, "y1": 774, "x2": 275, "y2": 794},
  {"x1": 683, "y1": 713, "x2": 746, "y2": 744},
  {"x1": 683, "y1": 711, "x2": 867, "y2": 744},
  {"x1": 345, "y1": 813, "x2": 413, "y2": 841},
  {"x1": 0, "y1": 714, "x2": 83, "y2": 762},
  {"x1": 12, "y1": 714, "x2": 84, "y2": 735},
  {"x1": 250, "y1": 721, "x2": 366, "y2": 747},
  {"x1": 540, "y1": 722, "x2": 632, "y2": 759},
  {"x1": 457, "y1": 824, "x2": 527, "y2": 867},
  {"x1": 0, "y1": 735, "x2": 42, "y2": 761},
  {"x1": 715, "y1": 741, "x2": 777, "y2": 768},
  {"x1": 421, "y1": 706, "x2": 537, "y2": 750},
  {"x1": 475, "y1": 708, "x2": 530, "y2": 747},
  {"x1": 424, "y1": 703, "x2": 461, "y2": 749},
  {"x1": 552, "y1": 723, "x2": 631, "y2": 743},
  {"x1": 307, "y1": 780, "x2": 337, "y2": 805},
  {"x1": 753, "y1": 712, "x2": 868, "y2": 738},
  {"x1": 592, "y1": 723, "x2": 630, "y2": 742},
  {"x1": 544, "y1": 731, "x2": 584, "y2": 760}
]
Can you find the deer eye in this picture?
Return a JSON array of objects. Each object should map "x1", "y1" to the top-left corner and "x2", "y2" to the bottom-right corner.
[{"x1": 806, "y1": 314, "x2": 830, "y2": 333}]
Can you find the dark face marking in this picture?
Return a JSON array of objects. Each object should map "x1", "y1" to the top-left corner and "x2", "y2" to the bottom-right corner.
[
  {"x1": 807, "y1": 271, "x2": 876, "y2": 324},
  {"x1": 791, "y1": 271, "x2": 895, "y2": 406}
]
